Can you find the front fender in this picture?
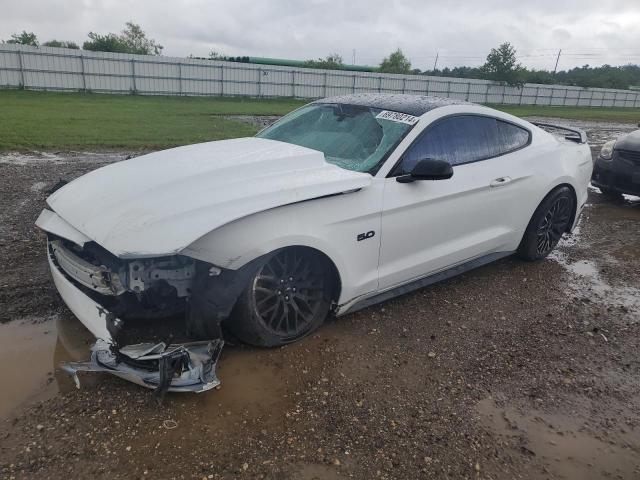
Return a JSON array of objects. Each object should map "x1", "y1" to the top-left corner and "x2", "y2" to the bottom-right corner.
[
  {"x1": 181, "y1": 183, "x2": 385, "y2": 305},
  {"x1": 184, "y1": 225, "x2": 358, "y2": 305}
]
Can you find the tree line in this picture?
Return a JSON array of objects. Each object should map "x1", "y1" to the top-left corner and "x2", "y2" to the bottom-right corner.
[
  {"x1": 5, "y1": 25, "x2": 639, "y2": 90},
  {"x1": 303, "y1": 44, "x2": 640, "y2": 90},
  {"x1": 4, "y1": 22, "x2": 162, "y2": 55}
]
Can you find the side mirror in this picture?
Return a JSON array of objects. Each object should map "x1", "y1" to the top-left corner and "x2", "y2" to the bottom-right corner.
[{"x1": 396, "y1": 158, "x2": 453, "y2": 183}]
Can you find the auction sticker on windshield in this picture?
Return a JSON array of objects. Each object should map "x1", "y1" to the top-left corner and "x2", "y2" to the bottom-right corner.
[{"x1": 376, "y1": 110, "x2": 419, "y2": 125}]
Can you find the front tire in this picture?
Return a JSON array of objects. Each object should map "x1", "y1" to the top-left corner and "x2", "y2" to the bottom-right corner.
[
  {"x1": 517, "y1": 187, "x2": 575, "y2": 261},
  {"x1": 227, "y1": 248, "x2": 334, "y2": 347}
]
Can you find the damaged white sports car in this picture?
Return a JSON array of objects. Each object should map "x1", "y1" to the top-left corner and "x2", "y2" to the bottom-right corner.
[{"x1": 36, "y1": 94, "x2": 593, "y2": 393}]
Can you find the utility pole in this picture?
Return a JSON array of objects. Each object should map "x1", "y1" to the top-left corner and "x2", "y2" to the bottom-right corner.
[
  {"x1": 553, "y1": 49, "x2": 562, "y2": 74},
  {"x1": 352, "y1": 49, "x2": 356, "y2": 65},
  {"x1": 433, "y1": 52, "x2": 439, "y2": 71}
]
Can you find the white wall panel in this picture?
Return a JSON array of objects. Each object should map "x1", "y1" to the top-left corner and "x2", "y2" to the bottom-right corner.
[{"x1": 1, "y1": 44, "x2": 639, "y2": 107}]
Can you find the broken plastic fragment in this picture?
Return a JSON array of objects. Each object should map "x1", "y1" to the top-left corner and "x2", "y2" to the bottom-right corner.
[
  {"x1": 61, "y1": 338, "x2": 224, "y2": 394},
  {"x1": 119, "y1": 342, "x2": 168, "y2": 359}
]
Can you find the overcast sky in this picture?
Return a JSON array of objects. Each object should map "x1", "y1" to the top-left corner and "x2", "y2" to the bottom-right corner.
[{"x1": 2, "y1": 0, "x2": 640, "y2": 71}]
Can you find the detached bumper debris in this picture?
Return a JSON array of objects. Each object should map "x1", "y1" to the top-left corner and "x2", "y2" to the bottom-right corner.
[{"x1": 61, "y1": 339, "x2": 224, "y2": 395}]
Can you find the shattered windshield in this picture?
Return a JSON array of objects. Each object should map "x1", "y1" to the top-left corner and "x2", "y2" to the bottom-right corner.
[{"x1": 256, "y1": 103, "x2": 416, "y2": 173}]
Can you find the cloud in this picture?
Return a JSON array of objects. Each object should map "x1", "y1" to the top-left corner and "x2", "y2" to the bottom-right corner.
[{"x1": 1, "y1": 0, "x2": 639, "y2": 70}]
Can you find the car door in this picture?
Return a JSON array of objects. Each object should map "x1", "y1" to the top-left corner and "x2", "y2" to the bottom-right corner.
[{"x1": 377, "y1": 114, "x2": 532, "y2": 290}]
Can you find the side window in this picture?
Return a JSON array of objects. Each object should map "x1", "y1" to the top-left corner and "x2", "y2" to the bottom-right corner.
[
  {"x1": 495, "y1": 120, "x2": 530, "y2": 152},
  {"x1": 400, "y1": 115, "x2": 530, "y2": 173}
]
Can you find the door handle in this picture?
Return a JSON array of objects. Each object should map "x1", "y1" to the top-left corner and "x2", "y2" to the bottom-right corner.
[{"x1": 490, "y1": 176, "x2": 512, "y2": 188}]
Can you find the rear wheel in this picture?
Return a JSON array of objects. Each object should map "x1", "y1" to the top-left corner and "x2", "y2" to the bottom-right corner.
[
  {"x1": 517, "y1": 187, "x2": 575, "y2": 261},
  {"x1": 228, "y1": 248, "x2": 334, "y2": 347}
]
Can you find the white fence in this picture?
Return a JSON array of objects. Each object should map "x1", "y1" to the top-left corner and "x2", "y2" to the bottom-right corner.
[{"x1": 1, "y1": 43, "x2": 639, "y2": 108}]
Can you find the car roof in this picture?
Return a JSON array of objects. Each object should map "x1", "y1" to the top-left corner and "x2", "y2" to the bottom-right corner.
[{"x1": 312, "y1": 93, "x2": 471, "y2": 117}]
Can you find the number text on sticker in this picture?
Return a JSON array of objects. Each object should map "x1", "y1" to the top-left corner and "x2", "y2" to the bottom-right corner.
[{"x1": 375, "y1": 110, "x2": 419, "y2": 125}]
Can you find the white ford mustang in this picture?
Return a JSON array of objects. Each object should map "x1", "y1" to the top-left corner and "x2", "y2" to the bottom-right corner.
[{"x1": 36, "y1": 94, "x2": 592, "y2": 392}]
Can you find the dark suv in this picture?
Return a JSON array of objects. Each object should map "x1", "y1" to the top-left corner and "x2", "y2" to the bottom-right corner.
[{"x1": 592, "y1": 130, "x2": 640, "y2": 198}]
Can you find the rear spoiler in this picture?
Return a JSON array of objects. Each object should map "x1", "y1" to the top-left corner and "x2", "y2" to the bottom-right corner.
[{"x1": 531, "y1": 122, "x2": 587, "y2": 144}]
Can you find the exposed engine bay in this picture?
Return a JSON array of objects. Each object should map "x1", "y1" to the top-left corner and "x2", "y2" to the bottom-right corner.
[
  {"x1": 50, "y1": 238, "x2": 195, "y2": 311},
  {"x1": 47, "y1": 235, "x2": 228, "y2": 395}
]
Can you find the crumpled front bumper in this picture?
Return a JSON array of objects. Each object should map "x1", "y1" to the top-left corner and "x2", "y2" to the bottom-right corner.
[
  {"x1": 62, "y1": 339, "x2": 223, "y2": 394},
  {"x1": 48, "y1": 246, "x2": 224, "y2": 394}
]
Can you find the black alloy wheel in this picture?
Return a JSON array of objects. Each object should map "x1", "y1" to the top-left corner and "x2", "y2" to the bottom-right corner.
[
  {"x1": 517, "y1": 186, "x2": 575, "y2": 261},
  {"x1": 535, "y1": 195, "x2": 573, "y2": 255},
  {"x1": 251, "y1": 249, "x2": 325, "y2": 338},
  {"x1": 229, "y1": 248, "x2": 333, "y2": 346}
]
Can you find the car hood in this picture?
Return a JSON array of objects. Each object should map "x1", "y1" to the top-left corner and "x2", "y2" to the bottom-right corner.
[
  {"x1": 46, "y1": 138, "x2": 371, "y2": 258},
  {"x1": 616, "y1": 129, "x2": 640, "y2": 150}
]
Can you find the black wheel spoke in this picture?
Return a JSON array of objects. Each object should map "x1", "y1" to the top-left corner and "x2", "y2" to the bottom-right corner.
[
  {"x1": 293, "y1": 291, "x2": 315, "y2": 302},
  {"x1": 286, "y1": 250, "x2": 296, "y2": 273},
  {"x1": 274, "y1": 254, "x2": 287, "y2": 275},
  {"x1": 261, "y1": 299, "x2": 279, "y2": 314},
  {"x1": 256, "y1": 293, "x2": 277, "y2": 308},
  {"x1": 290, "y1": 303, "x2": 300, "y2": 333},
  {"x1": 254, "y1": 286, "x2": 275, "y2": 295},
  {"x1": 296, "y1": 298, "x2": 318, "y2": 315},
  {"x1": 550, "y1": 225, "x2": 563, "y2": 239},
  {"x1": 292, "y1": 251, "x2": 304, "y2": 273},
  {"x1": 296, "y1": 262, "x2": 312, "y2": 280},
  {"x1": 281, "y1": 303, "x2": 290, "y2": 333},
  {"x1": 269, "y1": 298, "x2": 282, "y2": 328},
  {"x1": 273, "y1": 302, "x2": 286, "y2": 331},
  {"x1": 264, "y1": 263, "x2": 278, "y2": 278},
  {"x1": 257, "y1": 274, "x2": 278, "y2": 284}
]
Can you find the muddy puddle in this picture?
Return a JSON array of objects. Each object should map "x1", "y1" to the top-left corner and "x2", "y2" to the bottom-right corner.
[
  {"x1": 0, "y1": 315, "x2": 91, "y2": 419},
  {"x1": 477, "y1": 397, "x2": 640, "y2": 479},
  {"x1": 0, "y1": 312, "x2": 291, "y2": 425},
  {"x1": 550, "y1": 191, "x2": 640, "y2": 321},
  {"x1": 590, "y1": 191, "x2": 640, "y2": 221},
  {"x1": 550, "y1": 252, "x2": 640, "y2": 319},
  {"x1": 179, "y1": 346, "x2": 291, "y2": 431}
]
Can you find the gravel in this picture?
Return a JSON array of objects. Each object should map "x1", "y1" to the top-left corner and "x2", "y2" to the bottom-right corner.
[{"x1": 0, "y1": 135, "x2": 639, "y2": 479}]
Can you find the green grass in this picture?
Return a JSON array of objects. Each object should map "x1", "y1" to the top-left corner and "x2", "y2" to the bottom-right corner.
[
  {"x1": 490, "y1": 104, "x2": 640, "y2": 124},
  {"x1": 1, "y1": 90, "x2": 639, "y2": 151},
  {"x1": 0, "y1": 90, "x2": 305, "y2": 151}
]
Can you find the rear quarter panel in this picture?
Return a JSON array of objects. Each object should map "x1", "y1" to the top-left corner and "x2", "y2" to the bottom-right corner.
[{"x1": 515, "y1": 128, "x2": 592, "y2": 239}]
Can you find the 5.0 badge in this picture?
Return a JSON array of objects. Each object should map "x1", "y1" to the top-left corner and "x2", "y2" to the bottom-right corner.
[{"x1": 357, "y1": 230, "x2": 375, "y2": 242}]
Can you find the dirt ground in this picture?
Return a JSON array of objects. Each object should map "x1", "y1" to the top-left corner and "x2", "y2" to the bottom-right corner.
[{"x1": 0, "y1": 119, "x2": 639, "y2": 479}]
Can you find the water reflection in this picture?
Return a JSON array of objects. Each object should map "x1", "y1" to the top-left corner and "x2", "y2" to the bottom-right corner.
[{"x1": 0, "y1": 314, "x2": 93, "y2": 419}]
